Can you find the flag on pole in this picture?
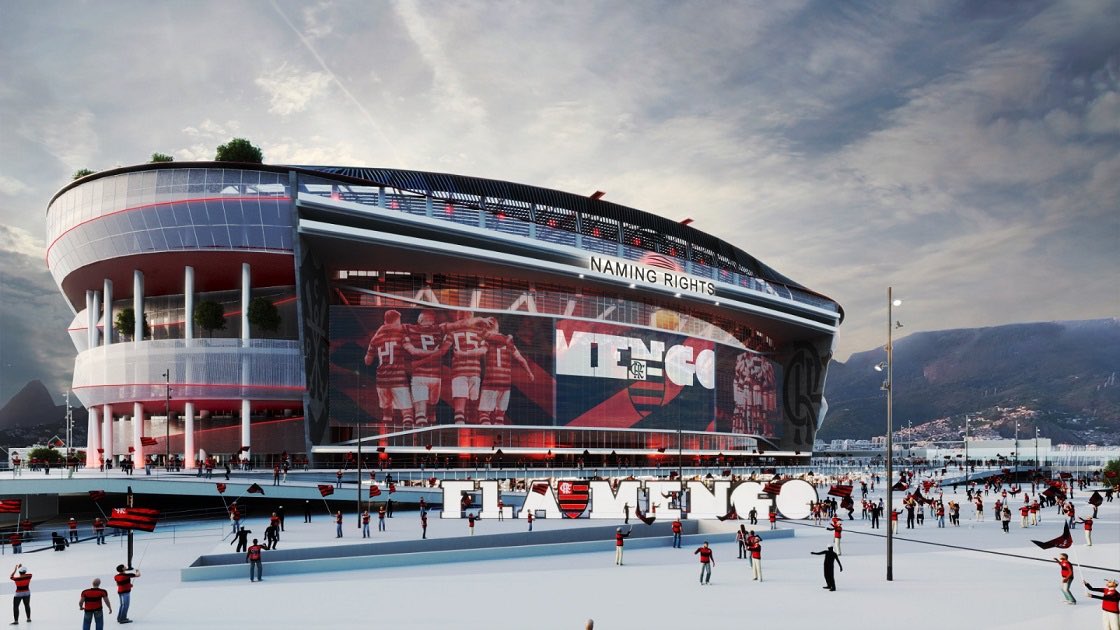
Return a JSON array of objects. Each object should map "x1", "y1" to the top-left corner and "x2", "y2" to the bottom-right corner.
[
  {"x1": 892, "y1": 481, "x2": 909, "y2": 491},
  {"x1": 215, "y1": 483, "x2": 227, "y2": 494},
  {"x1": 828, "y1": 485, "x2": 853, "y2": 498},
  {"x1": 1031, "y1": 524, "x2": 1073, "y2": 550},
  {"x1": 107, "y1": 507, "x2": 160, "y2": 532},
  {"x1": 0, "y1": 499, "x2": 22, "y2": 514},
  {"x1": 88, "y1": 490, "x2": 106, "y2": 502},
  {"x1": 715, "y1": 509, "x2": 739, "y2": 521},
  {"x1": 763, "y1": 481, "x2": 783, "y2": 495},
  {"x1": 369, "y1": 485, "x2": 381, "y2": 498},
  {"x1": 531, "y1": 482, "x2": 549, "y2": 495},
  {"x1": 318, "y1": 484, "x2": 335, "y2": 497},
  {"x1": 1088, "y1": 491, "x2": 1103, "y2": 506},
  {"x1": 634, "y1": 505, "x2": 656, "y2": 526},
  {"x1": 140, "y1": 436, "x2": 158, "y2": 446},
  {"x1": 388, "y1": 482, "x2": 396, "y2": 494},
  {"x1": 246, "y1": 483, "x2": 265, "y2": 495}
]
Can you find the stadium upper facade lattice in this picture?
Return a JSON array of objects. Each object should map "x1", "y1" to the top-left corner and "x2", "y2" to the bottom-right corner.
[{"x1": 47, "y1": 162, "x2": 842, "y2": 469}]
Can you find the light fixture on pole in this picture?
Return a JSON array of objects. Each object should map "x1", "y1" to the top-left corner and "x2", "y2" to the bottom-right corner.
[{"x1": 875, "y1": 287, "x2": 902, "y2": 581}]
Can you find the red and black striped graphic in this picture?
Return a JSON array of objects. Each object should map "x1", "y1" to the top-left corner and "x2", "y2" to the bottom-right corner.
[
  {"x1": 0, "y1": 499, "x2": 22, "y2": 514},
  {"x1": 369, "y1": 485, "x2": 381, "y2": 497},
  {"x1": 763, "y1": 481, "x2": 784, "y2": 495},
  {"x1": 626, "y1": 351, "x2": 666, "y2": 418},
  {"x1": 557, "y1": 480, "x2": 590, "y2": 519},
  {"x1": 246, "y1": 483, "x2": 265, "y2": 495},
  {"x1": 88, "y1": 490, "x2": 106, "y2": 502},
  {"x1": 828, "y1": 485, "x2": 853, "y2": 498},
  {"x1": 140, "y1": 436, "x2": 158, "y2": 446},
  {"x1": 107, "y1": 507, "x2": 160, "y2": 532},
  {"x1": 215, "y1": 483, "x2": 227, "y2": 494},
  {"x1": 318, "y1": 484, "x2": 334, "y2": 497}
]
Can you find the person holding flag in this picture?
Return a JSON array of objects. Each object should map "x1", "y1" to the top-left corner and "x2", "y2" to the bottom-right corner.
[
  {"x1": 1078, "y1": 517, "x2": 1094, "y2": 546},
  {"x1": 10, "y1": 564, "x2": 31, "y2": 624},
  {"x1": 1054, "y1": 554, "x2": 1077, "y2": 604},
  {"x1": 378, "y1": 504, "x2": 387, "y2": 532},
  {"x1": 614, "y1": 526, "x2": 632, "y2": 566},
  {"x1": 93, "y1": 517, "x2": 105, "y2": 545},
  {"x1": 362, "y1": 510, "x2": 371, "y2": 538},
  {"x1": 1083, "y1": 578, "x2": 1119, "y2": 629},
  {"x1": 748, "y1": 532, "x2": 763, "y2": 582},
  {"x1": 113, "y1": 564, "x2": 140, "y2": 624},
  {"x1": 335, "y1": 511, "x2": 344, "y2": 538},
  {"x1": 827, "y1": 517, "x2": 843, "y2": 556}
]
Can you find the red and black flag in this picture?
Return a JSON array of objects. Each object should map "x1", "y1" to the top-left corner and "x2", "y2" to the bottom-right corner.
[
  {"x1": 388, "y1": 482, "x2": 396, "y2": 494},
  {"x1": 634, "y1": 505, "x2": 656, "y2": 526},
  {"x1": 88, "y1": 490, "x2": 106, "y2": 502},
  {"x1": 763, "y1": 481, "x2": 784, "y2": 495},
  {"x1": 369, "y1": 485, "x2": 381, "y2": 498},
  {"x1": 1105, "y1": 470, "x2": 1118, "y2": 479},
  {"x1": 531, "y1": 482, "x2": 550, "y2": 496},
  {"x1": 318, "y1": 484, "x2": 335, "y2": 497},
  {"x1": 1031, "y1": 523, "x2": 1073, "y2": 550},
  {"x1": 107, "y1": 507, "x2": 160, "y2": 532},
  {"x1": 911, "y1": 488, "x2": 930, "y2": 505},
  {"x1": 215, "y1": 483, "x2": 227, "y2": 494},
  {"x1": 246, "y1": 483, "x2": 265, "y2": 495},
  {"x1": 557, "y1": 480, "x2": 590, "y2": 519},
  {"x1": 892, "y1": 481, "x2": 909, "y2": 491},
  {"x1": 1042, "y1": 486, "x2": 1066, "y2": 501},
  {"x1": 716, "y1": 509, "x2": 739, "y2": 521},
  {"x1": 0, "y1": 499, "x2": 22, "y2": 514},
  {"x1": 1088, "y1": 491, "x2": 1103, "y2": 507},
  {"x1": 828, "y1": 485, "x2": 853, "y2": 498},
  {"x1": 140, "y1": 436, "x2": 158, "y2": 447}
]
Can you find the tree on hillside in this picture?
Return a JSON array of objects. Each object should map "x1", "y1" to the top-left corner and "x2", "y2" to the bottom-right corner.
[
  {"x1": 72, "y1": 168, "x2": 96, "y2": 180},
  {"x1": 1105, "y1": 458, "x2": 1119, "y2": 489},
  {"x1": 247, "y1": 297, "x2": 281, "y2": 334},
  {"x1": 150, "y1": 152, "x2": 174, "y2": 163},
  {"x1": 215, "y1": 138, "x2": 263, "y2": 163},
  {"x1": 114, "y1": 308, "x2": 151, "y2": 341},
  {"x1": 194, "y1": 300, "x2": 226, "y2": 337}
]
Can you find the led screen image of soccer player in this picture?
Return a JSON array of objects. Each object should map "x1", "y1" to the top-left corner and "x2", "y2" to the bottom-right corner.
[
  {"x1": 479, "y1": 318, "x2": 534, "y2": 424},
  {"x1": 732, "y1": 352, "x2": 777, "y2": 436},
  {"x1": 446, "y1": 311, "x2": 495, "y2": 424},
  {"x1": 404, "y1": 310, "x2": 452, "y2": 427},
  {"x1": 364, "y1": 310, "x2": 415, "y2": 429}
]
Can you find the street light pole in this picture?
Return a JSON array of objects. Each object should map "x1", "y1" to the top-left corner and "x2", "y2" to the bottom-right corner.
[
  {"x1": 1014, "y1": 422, "x2": 1019, "y2": 476},
  {"x1": 163, "y1": 369, "x2": 171, "y2": 470},
  {"x1": 356, "y1": 367, "x2": 362, "y2": 528},
  {"x1": 1035, "y1": 427, "x2": 1039, "y2": 468},
  {"x1": 885, "y1": 286, "x2": 901, "y2": 582},
  {"x1": 964, "y1": 416, "x2": 970, "y2": 474}
]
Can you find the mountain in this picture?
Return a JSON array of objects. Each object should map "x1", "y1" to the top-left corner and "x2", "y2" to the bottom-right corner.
[
  {"x1": 820, "y1": 319, "x2": 1120, "y2": 444},
  {"x1": 0, "y1": 379, "x2": 87, "y2": 447}
]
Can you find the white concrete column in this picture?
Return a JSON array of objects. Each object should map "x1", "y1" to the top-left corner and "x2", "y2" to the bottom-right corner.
[
  {"x1": 133, "y1": 270, "x2": 144, "y2": 341},
  {"x1": 133, "y1": 402, "x2": 145, "y2": 464},
  {"x1": 240, "y1": 399, "x2": 251, "y2": 462},
  {"x1": 241, "y1": 263, "x2": 251, "y2": 344},
  {"x1": 103, "y1": 279, "x2": 113, "y2": 345},
  {"x1": 90, "y1": 290, "x2": 101, "y2": 348},
  {"x1": 184, "y1": 402, "x2": 196, "y2": 469},
  {"x1": 85, "y1": 290, "x2": 95, "y2": 350},
  {"x1": 101, "y1": 405, "x2": 114, "y2": 465},
  {"x1": 85, "y1": 407, "x2": 100, "y2": 468},
  {"x1": 184, "y1": 266, "x2": 195, "y2": 342}
]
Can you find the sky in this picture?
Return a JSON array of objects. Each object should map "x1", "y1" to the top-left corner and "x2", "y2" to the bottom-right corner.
[{"x1": 1, "y1": 0, "x2": 1118, "y2": 407}]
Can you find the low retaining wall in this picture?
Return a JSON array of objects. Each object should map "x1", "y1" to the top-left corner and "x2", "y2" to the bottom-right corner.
[{"x1": 182, "y1": 521, "x2": 795, "y2": 581}]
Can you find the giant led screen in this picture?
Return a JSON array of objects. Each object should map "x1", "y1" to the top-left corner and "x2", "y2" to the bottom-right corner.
[{"x1": 328, "y1": 305, "x2": 783, "y2": 441}]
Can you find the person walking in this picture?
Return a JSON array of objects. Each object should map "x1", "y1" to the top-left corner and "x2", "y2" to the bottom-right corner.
[
  {"x1": 1055, "y1": 553, "x2": 1076, "y2": 604},
  {"x1": 693, "y1": 541, "x2": 715, "y2": 585},
  {"x1": 1083, "y1": 578, "x2": 1119, "y2": 630},
  {"x1": 113, "y1": 564, "x2": 139, "y2": 624},
  {"x1": 335, "y1": 511, "x2": 344, "y2": 538},
  {"x1": 247, "y1": 538, "x2": 264, "y2": 582},
  {"x1": 79, "y1": 578, "x2": 111, "y2": 630},
  {"x1": 93, "y1": 517, "x2": 105, "y2": 545},
  {"x1": 827, "y1": 518, "x2": 843, "y2": 556},
  {"x1": 231, "y1": 526, "x2": 252, "y2": 553},
  {"x1": 614, "y1": 527, "x2": 631, "y2": 566},
  {"x1": 10, "y1": 564, "x2": 31, "y2": 624},
  {"x1": 672, "y1": 519, "x2": 683, "y2": 549},
  {"x1": 811, "y1": 546, "x2": 843, "y2": 591},
  {"x1": 264, "y1": 523, "x2": 279, "y2": 550},
  {"x1": 362, "y1": 510, "x2": 371, "y2": 538},
  {"x1": 1001, "y1": 506, "x2": 1012, "y2": 533},
  {"x1": 749, "y1": 534, "x2": 763, "y2": 582},
  {"x1": 1079, "y1": 517, "x2": 1094, "y2": 546},
  {"x1": 736, "y1": 525, "x2": 747, "y2": 558}
]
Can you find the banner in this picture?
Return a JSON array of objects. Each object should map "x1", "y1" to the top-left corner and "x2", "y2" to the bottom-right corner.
[
  {"x1": 107, "y1": 507, "x2": 160, "y2": 532},
  {"x1": 0, "y1": 499, "x2": 21, "y2": 514},
  {"x1": 318, "y1": 484, "x2": 335, "y2": 497}
]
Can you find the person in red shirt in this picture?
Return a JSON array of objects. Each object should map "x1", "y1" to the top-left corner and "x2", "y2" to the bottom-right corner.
[
  {"x1": 362, "y1": 510, "x2": 371, "y2": 538},
  {"x1": 10, "y1": 564, "x2": 31, "y2": 624},
  {"x1": 768, "y1": 508, "x2": 777, "y2": 530},
  {"x1": 247, "y1": 538, "x2": 264, "y2": 582},
  {"x1": 335, "y1": 511, "x2": 344, "y2": 538},
  {"x1": 890, "y1": 509, "x2": 902, "y2": 534},
  {"x1": 1079, "y1": 517, "x2": 1094, "y2": 546},
  {"x1": 378, "y1": 504, "x2": 387, "y2": 532},
  {"x1": 113, "y1": 564, "x2": 139, "y2": 623},
  {"x1": 672, "y1": 519, "x2": 683, "y2": 548},
  {"x1": 68, "y1": 517, "x2": 79, "y2": 543},
  {"x1": 1054, "y1": 553, "x2": 1076, "y2": 604},
  {"x1": 749, "y1": 534, "x2": 763, "y2": 582},
  {"x1": 467, "y1": 513, "x2": 477, "y2": 535},
  {"x1": 403, "y1": 310, "x2": 452, "y2": 427},
  {"x1": 8, "y1": 533, "x2": 20, "y2": 555},
  {"x1": 693, "y1": 541, "x2": 715, "y2": 585},
  {"x1": 79, "y1": 578, "x2": 111, "y2": 630},
  {"x1": 93, "y1": 517, "x2": 105, "y2": 545},
  {"x1": 614, "y1": 527, "x2": 632, "y2": 565},
  {"x1": 445, "y1": 312, "x2": 494, "y2": 424},
  {"x1": 1083, "y1": 578, "x2": 1119, "y2": 629},
  {"x1": 365, "y1": 310, "x2": 415, "y2": 428},
  {"x1": 526, "y1": 510, "x2": 533, "y2": 532},
  {"x1": 827, "y1": 518, "x2": 843, "y2": 556}
]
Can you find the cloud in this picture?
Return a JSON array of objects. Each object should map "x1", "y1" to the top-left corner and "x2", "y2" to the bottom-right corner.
[
  {"x1": 15, "y1": 106, "x2": 99, "y2": 171},
  {"x1": 254, "y1": 63, "x2": 332, "y2": 116},
  {"x1": 0, "y1": 175, "x2": 30, "y2": 196}
]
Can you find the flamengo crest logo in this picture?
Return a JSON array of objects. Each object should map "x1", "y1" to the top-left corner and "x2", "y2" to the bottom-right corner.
[{"x1": 438, "y1": 479, "x2": 818, "y2": 521}]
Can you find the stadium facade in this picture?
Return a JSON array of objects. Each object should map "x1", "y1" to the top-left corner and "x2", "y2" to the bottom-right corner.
[{"x1": 47, "y1": 163, "x2": 842, "y2": 469}]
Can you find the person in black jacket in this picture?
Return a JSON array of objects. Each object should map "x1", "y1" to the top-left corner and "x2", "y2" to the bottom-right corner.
[
  {"x1": 811, "y1": 546, "x2": 843, "y2": 591},
  {"x1": 231, "y1": 526, "x2": 252, "y2": 553}
]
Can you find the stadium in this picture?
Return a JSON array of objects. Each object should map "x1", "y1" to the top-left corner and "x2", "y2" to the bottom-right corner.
[{"x1": 46, "y1": 163, "x2": 843, "y2": 470}]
